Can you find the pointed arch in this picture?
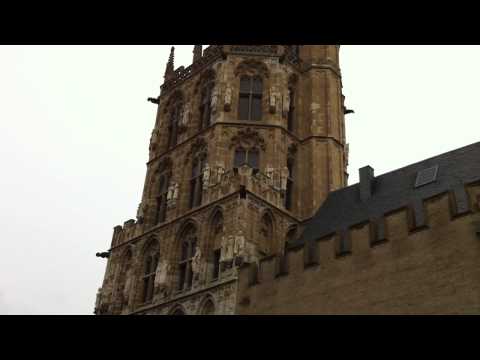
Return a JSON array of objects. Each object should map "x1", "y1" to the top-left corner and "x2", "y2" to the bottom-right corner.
[
  {"x1": 207, "y1": 207, "x2": 224, "y2": 281},
  {"x1": 115, "y1": 248, "x2": 133, "y2": 312},
  {"x1": 176, "y1": 220, "x2": 199, "y2": 291},
  {"x1": 169, "y1": 304, "x2": 187, "y2": 315},
  {"x1": 198, "y1": 294, "x2": 216, "y2": 315},
  {"x1": 138, "y1": 236, "x2": 160, "y2": 305}
]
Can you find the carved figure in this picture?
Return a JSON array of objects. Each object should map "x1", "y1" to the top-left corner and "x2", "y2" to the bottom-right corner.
[
  {"x1": 224, "y1": 86, "x2": 232, "y2": 111},
  {"x1": 280, "y1": 166, "x2": 290, "y2": 191},
  {"x1": 203, "y1": 164, "x2": 211, "y2": 187}
]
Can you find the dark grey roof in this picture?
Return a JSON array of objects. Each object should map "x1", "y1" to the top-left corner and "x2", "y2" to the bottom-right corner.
[{"x1": 294, "y1": 141, "x2": 480, "y2": 247}]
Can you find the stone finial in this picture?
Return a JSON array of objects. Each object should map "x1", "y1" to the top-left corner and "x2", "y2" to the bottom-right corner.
[
  {"x1": 164, "y1": 46, "x2": 175, "y2": 80},
  {"x1": 359, "y1": 166, "x2": 374, "y2": 202},
  {"x1": 193, "y1": 45, "x2": 203, "y2": 63}
]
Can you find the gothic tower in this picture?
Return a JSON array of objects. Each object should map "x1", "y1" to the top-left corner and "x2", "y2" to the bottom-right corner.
[{"x1": 94, "y1": 45, "x2": 349, "y2": 315}]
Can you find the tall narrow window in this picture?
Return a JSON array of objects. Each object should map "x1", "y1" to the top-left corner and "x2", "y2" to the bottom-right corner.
[
  {"x1": 168, "y1": 102, "x2": 183, "y2": 149},
  {"x1": 199, "y1": 82, "x2": 214, "y2": 130},
  {"x1": 287, "y1": 88, "x2": 295, "y2": 132},
  {"x1": 238, "y1": 75, "x2": 263, "y2": 121},
  {"x1": 285, "y1": 157, "x2": 294, "y2": 210},
  {"x1": 155, "y1": 175, "x2": 169, "y2": 224},
  {"x1": 142, "y1": 246, "x2": 159, "y2": 303},
  {"x1": 200, "y1": 300, "x2": 215, "y2": 315},
  {"x1": 189, "y1": 157, "x2": 205, "y2": 209},
  {"x1": 178, "y1": 226, "x2": 197, "y2": 291}
]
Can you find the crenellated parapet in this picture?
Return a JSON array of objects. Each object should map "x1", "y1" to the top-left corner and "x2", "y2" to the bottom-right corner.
[{"x1": 237, "y1": 172, "x2": 480, "y2": 314}]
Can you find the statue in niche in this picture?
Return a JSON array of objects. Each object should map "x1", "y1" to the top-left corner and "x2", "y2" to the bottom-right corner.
[
  {"x1": 149, "y1": 129, "x2": 160, "y2": 155},
  {"x1": 203, "y1": 164, "x2": 211, "y2": 188},
  {"x1": 167, "y1": 184, "x2": 174, "y2": 201},
  {"x1": 211, "y1": 88, "x2": 219, "y2": 113},
  {"x1": 191, "y1": 246, "x2": 204, "y2": 284},
  {"x1": 265, "y1": 166, "x2": 274, "y2": 186},
  {"x1": 173, "y1": 183, "x2": 179, "y2": 200},
  {"x1": 224, "y1": 86, "x2": 232, "y2": 111},
  {"x1": 216, "y1": 163, "x2": 225, "y2": 184},
  {"x1": 180, "y1": 109, "x2": 190, "y2": 129},
  {"x1": 269, "y1": 89, "x2": 277, "y2": 114},
  {"x1": 220, "y1": 233, "x2": 235, "y2": 264},
  {"x1": 283, "y1": 92, "x2": 290, "y2": 118},
  {"x1": 280, "y1": 167, "x2": 290, "y2": 191},
  {"x1": 155, "y1": 261, "x2": 170, "y2": 297}
]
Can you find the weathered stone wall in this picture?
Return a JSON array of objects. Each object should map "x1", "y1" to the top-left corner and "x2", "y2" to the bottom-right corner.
[{"x1": 237, "y1": 184, "x2": 480, "y2": 314}]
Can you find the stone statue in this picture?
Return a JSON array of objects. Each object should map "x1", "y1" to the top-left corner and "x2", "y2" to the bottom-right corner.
[
  {"x1": 269, "y1": 90, "x2": 277, "y2": 114},
  {"x1": 211, "y1": 88, "x2": 219, "y2": 112},
  {"x1": 173, "y1": 183, "x2": 179, "y2": 200},
  {"x1": 220, "y1": 234, "x2": 235, "y2": 263},
  {"x1": 180, "y1": 109, "x2": 190, "y2": 128},
  {"x1": 155, "y1": 261, "x2": 169, "y2": 287},
  {"x1": 149, "y1": 129, "x2": 160, "y2": 154},
  {"x1": 234, "y1": 230, "x2": 246, "y2": 258},
  {"x1": 203, "y1": 164, "x2": 211, "y2": 188},
  {"x1": 283, "y1": 92, "x2": 290, "y2": 118},
  {"x1": 265, "y1": 166, "x2": 274, "y2": 186},
  {"x1": 216, "y1": 163, "x2": 225, "y2": 183},
  {"x1": 224, "y1": 86, "x2": 232, "y2": 111},
  {"x1": 280, "y1": 167, "x2": 290, "y2": 191},
  {"x1": 167, "y1": 184, "x2": 174, "y2": 201},
  {"x1": 191, "y1": 246, "x2": 202, "y2": 276}
]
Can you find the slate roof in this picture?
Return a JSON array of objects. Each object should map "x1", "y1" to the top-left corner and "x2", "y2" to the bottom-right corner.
[{"x1": 293, "y1": 141, "x2": 480, "y2": 247}]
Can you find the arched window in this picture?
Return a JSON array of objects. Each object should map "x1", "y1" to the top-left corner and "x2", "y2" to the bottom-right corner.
[
  {"x1": 285, "y1": 156, "x2": 295, "y2": 210},
  {"x1": 178, "y1": 225, "x2": 197, "y2": 291},
  {"x1": 260, "y1": 213, "x2": 274, "y2": 255},
  {"x1": 155, "y1": 174, "x2": 169, "y2": 224},
  {"x1": 199, "y1": 81, "x2": 214, "y2": 130},
  {"x1": 189, "y1": 156, "x2": 206, "y2": 209},
  {"x1": 170, "y1": 305, "x2": 186, "y2": 315},
  {"x1": 168, "y1": 100, "x2": 183, "y2": 149},
  {"x1": 287, "y1": 87, "x2": 295, "y2": 132},
  {"x1": 200, "y1": 299, "x2": 215, "y2": 315},
  {"x1": 238, "y1": 75, "x2": 263, "y2": 121},
  {"x1": 142, "y1": 242, "x2": 159, "y2": 304},
  {"x1": 234, "y1": 147, "x2": 259, "y2": 171}
]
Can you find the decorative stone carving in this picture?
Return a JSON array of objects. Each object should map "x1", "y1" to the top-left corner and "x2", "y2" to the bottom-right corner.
[
  {"x1": 234, "y1": 58, "x2": 270, "y2": 78},
  {"x1": 155, "y1": 261, "x2": 171, "y2": 297},
  {"x1": 185, "y1": 137, "x2": 208, "y2": 163},
  {"x1": 224, "y1": 86, "x2": 232, "y2": 112},
  {"x1": 191, "y1": 246, "x2": 203, "y2": 278},
  {"x1": 234, "y1": 230, "x2": 246, "y2": 258},
  {"x1": 230, "y1": 127, "x2": 266, "y2": 151},
  {"x1": 282, "y1": 92, "x2": 290, "y2": 118}
]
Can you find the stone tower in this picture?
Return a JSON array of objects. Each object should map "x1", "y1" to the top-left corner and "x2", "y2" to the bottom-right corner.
[{"x1": 94, "y1": 45, "x2": 349, "y2": 315}]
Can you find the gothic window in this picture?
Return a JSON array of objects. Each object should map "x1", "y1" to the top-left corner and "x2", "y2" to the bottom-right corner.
[
  {"x1": 199, "y1": 81, "x2": 214, "y2": 130},
  {"x1": 285, "y1": 156, "x2": 295, "y2": 210},
  {"x1": 234, "y1": 147, "x2": 259, "y2": 170},
  {"x1": 155, "y1": 174, "x2": 169, "y2": 224},
  {"x1": 142, "y1": 242, "x2": 159, "y2": 304},
  {"x1": 287, "y1": 87, "x2": 295, "y2": 132},
  {"x1": 238, "y1": 75, "x2": 263, "y2": 121},
  {"x1": 168, "y1": 100, "x2": 183, "y2": 149},
  {"x1": 200, "y1": 299, "x2": 215, "y2": 315},
  {"x1": 189, "y1": 156, "x2": 205, "y2": 209},
  {"x1": 178, "y1": 225, "x2": 197, "y2": 291},
  {"x1": 260, "y1": 212, "x2": 274, "y2": 255}
]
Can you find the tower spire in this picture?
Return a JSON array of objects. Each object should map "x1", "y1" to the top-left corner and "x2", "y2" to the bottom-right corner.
[
  {"x1": 164, "y1": 46, "x2": 175, "y2": 80},
  {"x1": 193, "y1": 45, "x2": 203, "y2": 63}
]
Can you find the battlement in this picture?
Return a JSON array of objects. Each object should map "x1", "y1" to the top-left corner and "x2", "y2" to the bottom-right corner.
[
  {"x1": 160, "y1": 45, "x2": 302, "y2": 96},
  {"x1": 237, "y1": 181, "x2": 480, "y2": 314}
]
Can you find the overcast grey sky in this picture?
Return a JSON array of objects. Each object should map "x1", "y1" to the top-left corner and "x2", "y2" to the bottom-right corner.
[{"x1": 0, "y1": 45, "x2": 478, "y2": 314}]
